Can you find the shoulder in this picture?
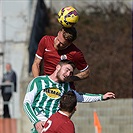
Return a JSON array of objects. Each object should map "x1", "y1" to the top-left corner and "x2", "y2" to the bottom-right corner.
[
  {"x1": 39, "y1": 36, "x2": 55, "y2": 49},
  {"x1": 29, "y1": 75, "x2": 46, "y2": 85},
  {"x1": 67, "y1": 44, "x2": 84, "y2": 57},
  {"x1": 33, "y1": 75, "x2": 48, "y2": 82},
  {"x1": 12, "y1": 70, "x2": 16, "y2": 75},
  {"x1": 66, "y1": 44, "x2": 85, "y2": 59},
  {"x1": 58, "y1": 119, "x2": 75, "y2": 133},
  {"x1": 28, "y1": 76, "x2": 48, "y2": 90},
  {"x1": 69, "y1": 43, "x2": 81, "y2": 51}
]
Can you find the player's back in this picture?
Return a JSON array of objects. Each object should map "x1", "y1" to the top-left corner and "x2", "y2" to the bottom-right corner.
[{"x1": 42, "y1": 111, "x2": 75, "y2": 133}]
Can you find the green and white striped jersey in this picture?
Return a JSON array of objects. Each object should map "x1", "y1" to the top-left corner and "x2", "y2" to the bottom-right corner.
[
  {"x1": 23, "y1": 75, "x2": 103, "y2": 125},
  {"x1": 23, "y1": 75, "x2": 70, "y2": 125}
]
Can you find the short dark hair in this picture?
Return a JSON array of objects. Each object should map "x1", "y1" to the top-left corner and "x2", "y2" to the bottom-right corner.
[
  {"x1": 61, "y1": 27, "x2": 77, "y2": 42},
  {"x1": 59, "y1": 91, "x2": 77, "y2": 113},
  {"x1": 58, "y1": 59, "x2": 75, "y2": 70}
]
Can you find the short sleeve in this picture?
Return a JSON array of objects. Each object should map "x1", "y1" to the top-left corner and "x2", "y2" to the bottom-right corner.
[
  {"x1": 73, "y1": 50, "x2": 88, "y2": 71},
  {"x1": 36, "y1": 36, "x2": 47, "y2": 58}
]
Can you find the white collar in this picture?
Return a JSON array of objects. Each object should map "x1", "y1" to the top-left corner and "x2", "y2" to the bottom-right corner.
[{"x1": 58, "y1": 110, "x2": 69, "y2": 117}]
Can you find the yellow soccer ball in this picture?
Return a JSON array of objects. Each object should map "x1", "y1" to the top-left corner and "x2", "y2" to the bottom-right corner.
[{"x1": 58, "y1": 6, "x2": 79, "y2": 28}]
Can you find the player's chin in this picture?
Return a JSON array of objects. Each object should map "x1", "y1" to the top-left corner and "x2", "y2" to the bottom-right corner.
[
  {"x1": 61, "y1": 79, "x2": 65, "y2": 82},
  {"x1": 58, "y1": 77, "x2": 65, "y2": 83},
  {"x1": 61, "y1": 77, "x2": 66, "y2": 82}
]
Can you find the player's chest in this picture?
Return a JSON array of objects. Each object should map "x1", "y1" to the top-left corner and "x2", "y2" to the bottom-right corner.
[
  {"x1": 40, "y1": 86, "x2": 68, "y2": 99},
  {"x1": 44, "y1": 49, "x2": 74, "y2": 60}
]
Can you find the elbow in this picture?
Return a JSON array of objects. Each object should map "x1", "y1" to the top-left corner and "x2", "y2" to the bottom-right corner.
[{"x1": 83, "y1": 69, "x2": 90, "y2": 79}]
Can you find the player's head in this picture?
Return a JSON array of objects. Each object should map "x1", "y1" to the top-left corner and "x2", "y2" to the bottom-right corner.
[
  {"x1": 54, "y1": 27, "x2": 77, "y2": 50},
  {"x1": 6, "y1": 63, "x2": 12, "y2": 72},
  {"x1": 56, "y1": 60, "x2": 75, "y2": 82},
  {"x1": 61, "y1": 27, "x2": 77, "y2": 42},
  {"x1": 59, "y1": 91, "x2": 77, "y2": 116}
]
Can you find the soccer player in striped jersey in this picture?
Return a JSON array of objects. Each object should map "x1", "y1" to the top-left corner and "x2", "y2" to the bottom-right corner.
[{"x1": 23, "y1": 60, "x2": 115, "y2": 133}]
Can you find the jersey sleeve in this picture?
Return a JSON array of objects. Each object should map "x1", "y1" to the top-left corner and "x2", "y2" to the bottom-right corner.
[
  {"x1": 23, "y1": 79, "x2": 40, "y2": 125},
  {"x1": 73, "y1": 90, "x2": 103, "y2": 102},
  {"x1": 73, "y1": 50, "x2": 89, "y2": 71},
  {"x1": 36, "y1": 36, "x2": 47, "y2": 59},
  {"x1": 58, "y1": 121, "x2": 75, "y2": 133}
]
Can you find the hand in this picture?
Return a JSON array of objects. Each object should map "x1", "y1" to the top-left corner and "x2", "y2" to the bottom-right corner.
[
  {"x1": 103, "y1": 92, "x2": 115, "y2": 100},
  {"x1": 35, "y1": 121, "x2": 44, "y2": 133}
]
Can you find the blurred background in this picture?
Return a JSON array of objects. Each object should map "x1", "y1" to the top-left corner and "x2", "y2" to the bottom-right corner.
[{"x1": 0, "y1": 0, "x2": 132, "y2": 133}]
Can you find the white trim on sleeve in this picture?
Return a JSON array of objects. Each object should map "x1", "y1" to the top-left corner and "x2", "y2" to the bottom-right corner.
[
  {"x1": 36, "y1": 54, "x2": 42, "y2": 59},
  {"x1": 80, "y1": 65, "x2": 89, "y2": 72}
]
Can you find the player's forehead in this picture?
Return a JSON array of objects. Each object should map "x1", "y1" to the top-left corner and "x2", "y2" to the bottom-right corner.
[
  {"x1": 58, "y1": 30, "x2": 65, "y2": 40},
  {"x1": 58, "y1": 30, "x2": 69, "y2": 43},
  {"x1": 61, "y1": 64, "x2": 74, "y2": 71}
]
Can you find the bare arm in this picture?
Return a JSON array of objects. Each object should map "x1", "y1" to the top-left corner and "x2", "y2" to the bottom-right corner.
[
  {"x1": 32, "y1": 56, "x2": 41, "y2": 77},
  {"x1": 65, "y1": 68, "x2": 90, "y2": 82}
]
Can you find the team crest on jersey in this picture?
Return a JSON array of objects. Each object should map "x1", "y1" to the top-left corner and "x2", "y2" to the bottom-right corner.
[
  {"x1": 43, "y1": 87, "x2": 61, "y2": 99},
  {"x1": 60, "y1": 55, "x2": 67, "y2": 60}
]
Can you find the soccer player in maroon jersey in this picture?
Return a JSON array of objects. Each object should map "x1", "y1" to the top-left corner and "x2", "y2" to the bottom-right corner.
[
  {"x1": 32, "y1": 27, "x2": 90, "y2": 89},
  {"x1": 41, "y1": 91, "x2": 77, "y2": 133}
]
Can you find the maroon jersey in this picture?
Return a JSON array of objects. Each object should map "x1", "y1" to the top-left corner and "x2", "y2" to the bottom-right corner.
[
  {"x1": 42, "y1": 111, "x2": 75, "y2": 133},
  {"x1": 36, "y1": 35, "x2": 88, "y2": 75}
]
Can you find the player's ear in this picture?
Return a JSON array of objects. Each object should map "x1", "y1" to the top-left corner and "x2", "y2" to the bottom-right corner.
[{"x1": 56, "y1": 64, "x2": 61, "y2": 71}]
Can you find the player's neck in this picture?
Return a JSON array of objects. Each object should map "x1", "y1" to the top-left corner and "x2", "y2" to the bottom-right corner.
[
  {"x1": 49, "y1": 73, "x2": 59, "y2": 83},
  {"x1": 59, "y1": 110, "x2": 71, "y2": 118}
]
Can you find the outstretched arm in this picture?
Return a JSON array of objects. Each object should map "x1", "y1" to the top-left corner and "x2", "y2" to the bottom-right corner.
[{"x1": 73, "y1": 90, "x2": 115, "y2": 103}]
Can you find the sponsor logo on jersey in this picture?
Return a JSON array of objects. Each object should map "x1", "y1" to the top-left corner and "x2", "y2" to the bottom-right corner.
[
  {"x1": 60, "y1": 55, "x2": 67, "y2": 60},
  {"x1": 45, "y1": 48, "x2": 51, "y2": 52},
  {"x1": 43, "y1": 87, "x2": 61, "y2": 99}
]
